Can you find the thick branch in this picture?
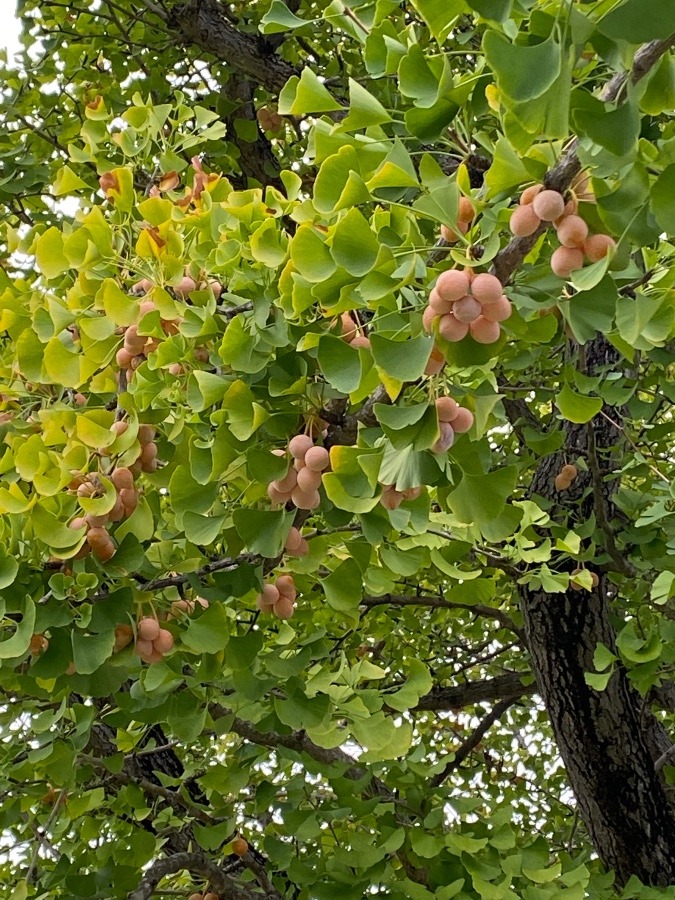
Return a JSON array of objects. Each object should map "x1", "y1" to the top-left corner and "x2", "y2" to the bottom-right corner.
[
  {"x1": 361, "y1": 593, "x2": 524, "y2": 640},
  {"x1": 127, "y1": 852, "x2": 262, "y2": 900},
  {"x1": 168, "y1": 0, "x2": 298, "y2": 94},
  {"x1": 430, "y1": 698, "x2": 516, "y2": 788},
  {"x1": 416, "y1": 672, "x2": 536, "y2": 712},
  {"x1": 492, "y1": 34, "x2": 675, "y2": 285}
]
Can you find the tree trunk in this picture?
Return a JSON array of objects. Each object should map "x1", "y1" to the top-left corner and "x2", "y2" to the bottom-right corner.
[{"x1": 519, "y1": 336, "x2": 675, "y2": 886}]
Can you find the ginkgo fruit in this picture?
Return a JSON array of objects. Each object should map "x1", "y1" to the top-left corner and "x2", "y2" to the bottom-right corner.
[
  {"x1": 556, "y1": 215, "x2": 589, "y2": 248},
  {"x1": 584, "y1": 234, "x2": 616, "y2": 262},
  {"x1": 551, "y1": 247, "x2": 584, "y2": 278},
  {"x1": 509, "y1": 204, "x2": 541, "y2": 237},
  {"x1": 532, "y1": 190, "x2": 565, "y2": 222}
]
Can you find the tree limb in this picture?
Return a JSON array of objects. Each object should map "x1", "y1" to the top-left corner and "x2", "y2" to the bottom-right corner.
[
  {"x1": 127, "y1": 852, "x2": 263, "y2": 900},
  {"x1": 361, "y1": 593, "x2": 524, "y2": 640},
  {"x1": 430, "y1": 698, "x2": 517, "y2": 788},
  {"x1": 168, "y1": 0, "x2": 298, "y2": 94},
  {"x1": 415, "y1": 672, "x2": 536, "y2": 712}
]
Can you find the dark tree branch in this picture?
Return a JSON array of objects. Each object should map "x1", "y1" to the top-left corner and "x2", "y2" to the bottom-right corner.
[
  {"x1": 223, "y1": 74, "x2": 283, "y2": 189},
  {"x1": 127, "y1": 852, "x2": 263, "y2": 900},
  {"x1": 415, "y1": 672, "x2": 536, "y2": 712},
  {"x1": 361, "y1": 594, "x2": 524, "y2": 640},
  {"x1": 430, "y1": 698, "x2": 516, "y2": 788},
  {"x1": 168, "y1": 0, "x2": 298, "y2": 94}
]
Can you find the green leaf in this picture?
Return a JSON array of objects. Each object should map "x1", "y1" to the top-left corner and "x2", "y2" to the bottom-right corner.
[
  {"x1": 259, "y1": 0, "x2": 307, "y2": 33},
  {"x1": 447, "y1": 467, "x2": 518, "y2": 530},
  {"x1": 598, "y1": 0, "x2": 675, "y2": 43},
  {"x1": 573, "y1": 95, "x2": 640, "y2": 158},
  {"x1": 278, "y1": 68, "x2": 343, "y2": 115},
  {"x1": 72, "y1": 629, "x2": 115, "y2": 674},
  {"x1": 35, "y1": 227, "x2": 71, "y2": 279},
  {"x1": 335, "y1": 79, "x2": 393, "y2": 131},
  {"x1": 0, "y1": 597, "x2": 35, "y2": 659},
  {"x1": 483, "y1": 32, "x2": 561, "y2": 103},
  {"x1": 370, "y1": 333, "x2": 434, "y2": 383},
  {"x1": 651, "y1": 571, "x2": 675, "y2": 605},
  {"x1": 320, "y1": 558, "x2": 363, "y2": 616},
  {"x1": 651, "y1": 164, "x2": 675, "y2": 236},
  {"x1": 330, "y1": 208, "x2": 380, "y2": 276},
  {"x1": 555, "y1": 384, "x2": 602, "y2": 424},
  {"x1": 182, "y1": 602, "x2": 230, "y2": 654},
  {"x1": 233, "y1": 508, "x2": 295, "y2": 557},
  {"x1": 317, "y1": 335, "x2": 362, "y2": 394},
  {"x1": 407, "y1": 0, "x2": 465, "y2": 42}
]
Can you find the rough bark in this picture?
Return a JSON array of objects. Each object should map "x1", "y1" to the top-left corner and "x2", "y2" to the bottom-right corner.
[
  {"x1": 168, "y1": 0, "x2": 298, "y2": 94},
  {"x1": 416, "y1": 672, "x2": 536, "y2": 712},
  {"x1": 223, "y1": 74, "x2": 284, "y2": 189},
  {"x1": 519, "y1": 336, "x2": 675, "y2": 886}
]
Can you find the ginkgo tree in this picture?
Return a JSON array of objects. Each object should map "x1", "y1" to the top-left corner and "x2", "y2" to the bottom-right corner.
[{"x1": 1, "y1": 0, "x2": 675, "y2": 898}]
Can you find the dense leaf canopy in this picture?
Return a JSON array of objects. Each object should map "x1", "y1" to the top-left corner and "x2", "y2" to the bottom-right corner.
[{"x1": 1, "y1": 1, "x2": 675, "y2": 898}]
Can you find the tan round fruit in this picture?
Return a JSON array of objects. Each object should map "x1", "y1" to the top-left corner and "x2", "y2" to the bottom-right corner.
[
  {"x1": 532, "y1": 189, "x2": 565, "y2": 222},
  {"x1": 116, "y1": 348, "x2": 133, "y2": 368},
  {"x1": 554, "y1": 473, "x2": 572, "y2": 492},
  {"x1": 114, "y1": 624, "x2": 134, "y2": 653},
  {"x1": 520, "y1": 184, "x2": 543, "y2": 205},
  {"x1": 276, "y1": 575, "x2": 297, "y2": 601},
  {"x1": 268, "y1": 483, "x2": 291, "y2": 505},
  {"x1": 509, "y1": 204, "x2": 541, "y2": 237},
  {"x1": 138, "y1": 617, "x2": 160, "y2": 642},
  {"x1": 438, "y1": 313, "x2": 469, "y2": 342},
  {"x1": 296, "y1": 466, "x2": 322, "y2": 492},
  {"x1": 440, "y1": 220, "x2": 469, "y2": 243},
  {"x1": 276, "y1": 468, "x2": 298, "y2": 493},
  {"x1": 204, "y1": 893, "x2": 219, "y2": 900},
  {"x1": 285, "y1": 527, "x2": 303, "y2": 553},
  {"x1": 291, "y1": 486, "x2": 321, "y2": 510},
  {"x1": 304, "y1": 446, "x2": 329, "y2": 472},
  {"x1": 112, "y1": 467, "x2": 134, "y2": 490},
  {"x1": 481, "y1": 295, "x2": 512, "y2": 323},
  {"x1": 188, "y1": 894, "x2": 204, "y2": 900},
  {"x1": 458, "y1": 195, "x2": 474, "y2": 223},
  {"x1": 138, "y1": 424, "x2": 155, "y2": 445},
  {"x1": 340, "y1": 311, "x2": 357, "y2": 342},
  {"x1": 428, "y1": 288, "x2": 454, "y2": 316},
  {"x1": 94, "y1": 539, "x2": 116, "y2": 562},
  {"x1": 451, "y1": 407, "x2": 474, "y2": 434},
  {"x1": 470, "y1": 273, "x2": 502, "y2": 305},
  {"x1": 119, "y1": 487, "x2": 138, "y2": 515},
  {"x1": 584, "y1": 234, "x2": 616, "y2": 263},
  {"x1": 232, "y1": 835, "x2": 249, "y2": 856},
  {"x1": 551, "y1": 246, "x2": 584, "y2": 279},
  {"x1": 431, "y1": 422, "x2": 454, "y2": 454},
  {"x1": 289, "y1": 434, "x2": 314, "y2": 460},
  {"x1": 153, "y1": 629, "x2": 174, "y2": 654},
  {"x1": 435, "y1": 396, "x2": 459, "y2": 423},
  {"x1": 422, "y1": 305, "x2": 438, "y2": 333},
  {"x1": 469, "y1": 316, "x2": 501, "y2": 344},
  {"x1": 424, "y1": 345, "x2": 445, "y2": 376},
  {"x1": 350, "y1": 334, "x2": 371, "y2": 349},
  {"x1": 111, "y1": 421, "x2": 128, "y2": 437},
  {"x1": 561, "y1": 464, "x2": 578, "y2": 481},
  {"x1": 69, "y1": 517, "x2": 87, "y2": 530},
  {"x1": 435, "y1": 269, "x2": 470, "y2": 303},
  {"x1": 135, "y1": 638, "x2": 154, "y2": 658},
  {"x1": 380, "y1": 488, "x2": 403, "y2": 510},
  {"x1": 274, "y1": 596, "x2": 295, "y2": 620},
  {"x1": 86, "y1": 527, "x2": 109, "y2": 549},
  {"x1": 402, "y1": 486, "x2": 422, "y2": 501},
  {"x1": 556, "y1": 215, "x2": 589, "y2": 248},
  {"x1": 453, "y1": 295, "x2": 482, "y2": 324}
]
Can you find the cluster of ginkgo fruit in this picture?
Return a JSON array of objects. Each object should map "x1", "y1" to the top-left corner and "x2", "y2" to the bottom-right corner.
[
  {"x1": 117, "y1": 274, "x2": 220, "y2": 379},
  {"x1": 339, "y1": 311, "x2": 371, "y2": 349},
  {"x1": 188, "y1": 891, "x2": 220, "y2": 900},
  {"x1": 554, "y1": 463, "x2": 578, "y2": 492},
  {"x1": 267, "y1": 436, "x2": 330, "y2": 510},
  {"x1": 134, "y1": 616, "x2": 174, "y2": 664},
  {"x1": 256, "y1": 574, "x2": 297, "y2": 619},
  {"x1": 423, "y1": 268, "x2": 511, "y2": 345},
  {"x1": 440, "y1": 195, "x2": 475, "y2": 243},
  {"x1": 510, "y1": 185, "x2": 616, "y2": 279},
  {"x1": 68, "y1": 424, "x2": 157, "y2": 561},
  {"x1": 432, "y1": 395, "x2": 475, "y2": 454}
]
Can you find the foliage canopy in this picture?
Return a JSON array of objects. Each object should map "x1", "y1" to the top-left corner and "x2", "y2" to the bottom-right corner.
[{"x1": 1, "y1": 1, "x2": 675, "y2": 898}]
